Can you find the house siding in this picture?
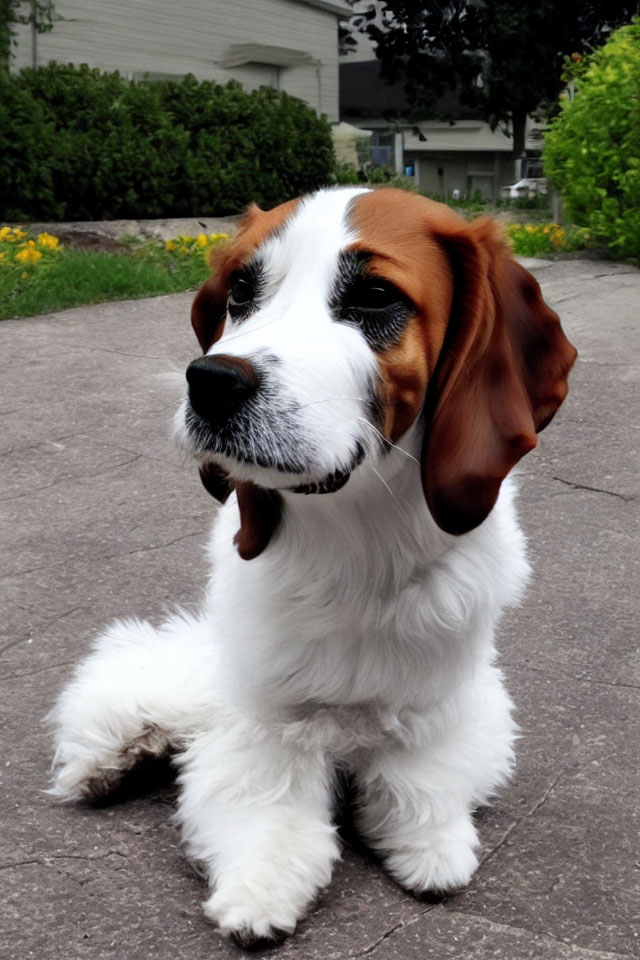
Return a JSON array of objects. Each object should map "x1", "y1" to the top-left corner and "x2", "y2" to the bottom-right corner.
[
  {"x1": 410, "y1": 150, "x2": 519, "y2": 200},
  {"x1": 12, "y1": 0, "x2": 341, "y2": 120}
]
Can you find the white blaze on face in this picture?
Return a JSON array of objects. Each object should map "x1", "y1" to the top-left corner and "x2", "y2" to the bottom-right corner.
[{"x1": 208, "y1": 188, "x2": 379, "y2": 483}]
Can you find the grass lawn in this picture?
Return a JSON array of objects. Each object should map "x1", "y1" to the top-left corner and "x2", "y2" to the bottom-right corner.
[
  {"x1": 0, "y1": 220, "x2": 592, "y2": 321},
  {"x1": 0, "y1": 228, "x2": 226, "y2": 321}
]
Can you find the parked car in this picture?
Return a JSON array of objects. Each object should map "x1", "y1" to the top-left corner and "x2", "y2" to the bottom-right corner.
[{"x1": 501, "y1": 177, "x2": 548, "y2": 199}]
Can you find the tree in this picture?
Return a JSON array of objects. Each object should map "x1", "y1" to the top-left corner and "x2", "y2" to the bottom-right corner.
[
  {"x1": 351, "y1": 1, "x2": 640, "y2": 160},
  {"x1": 544, "y1": 22, "x2": 640, "y2": 262},
  {"x1": 0, "y1": 0, "x2": 58, "y2": 74}
]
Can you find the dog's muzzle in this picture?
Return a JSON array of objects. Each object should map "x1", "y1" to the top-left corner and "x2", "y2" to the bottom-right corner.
[
  {"x1": 185, "y1": 353, "x2": 364, "y2": 497},
  {"x1": 186, "y1": 355, "x2": 258, "y2": 425}
]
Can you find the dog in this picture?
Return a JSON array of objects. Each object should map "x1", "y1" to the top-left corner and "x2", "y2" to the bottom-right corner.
[{"x1": 49, "y1": 187, "x2": 577, "y2": 945}]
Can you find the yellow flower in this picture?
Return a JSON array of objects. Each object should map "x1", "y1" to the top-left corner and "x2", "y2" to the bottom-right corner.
[
  {"x1": 550, "y1": 228, "x2": 566, "y2": 248},
  {"x1": 0, "y1": 226, "x2": 12, "y2": 241},
  {"x1": 15, "y1": 247, "x2": 42, "y2": 263},
  {"x1": 37, "y1": 232, "x2": 60, "y2": 250},
  {"x1": 196, "y1": 233, "x2": 208, "y2": 248},
  {"x1": 165, "y1": 240, "x2": 176, "y2": 252},
  {"x1": 21, "y1": 271, "x2": 29, "y2": 279},
  {"x1": 524, "y1": 224, "x2": 537, "y2": 233}
]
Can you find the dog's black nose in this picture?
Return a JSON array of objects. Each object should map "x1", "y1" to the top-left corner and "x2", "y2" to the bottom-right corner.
[{"x1": 186, "y1": 355, "x2": 258, "y2": 424}]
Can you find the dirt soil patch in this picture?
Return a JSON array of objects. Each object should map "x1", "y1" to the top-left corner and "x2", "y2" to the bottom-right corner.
[{"x1": 51, "y1": 229, "x2": 129, "y2": 254}]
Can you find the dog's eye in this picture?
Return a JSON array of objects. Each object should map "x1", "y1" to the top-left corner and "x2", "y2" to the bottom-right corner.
[
  {"x1": 331, "y1": 251, "x2": 412, "y2": 350},
  {"x1": 229, "y1": 273, "x2": 254, "y2": 305},
  {"x1": 349, "y1": 278, "x2": 402, "y2": 311}
]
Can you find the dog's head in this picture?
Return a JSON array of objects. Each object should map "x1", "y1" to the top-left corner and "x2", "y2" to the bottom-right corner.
[{"x1": 178, "y1": 187, "x2": 576, "y2": 557}]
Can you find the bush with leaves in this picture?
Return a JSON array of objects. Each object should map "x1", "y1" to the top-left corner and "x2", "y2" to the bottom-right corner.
[
  {"x1": 0, "y1": 65, "x2": 337, "y2": 220},
  {"x1": 14, "y1": 64, "x2": 191, "y2": 220},
  {"x1": 159, "y1": 78, "x2": 336, "y2": 215},
  {"x1": 0, "y1": 69, "x2": 58, "y2": 219},
  {"x1": 544, "y1": 22, "x2": 640, "y2": 262}
]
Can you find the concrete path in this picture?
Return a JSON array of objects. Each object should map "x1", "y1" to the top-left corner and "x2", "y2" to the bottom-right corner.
[{"x1": 1, "y1": 258, "x2": 639, "y2": 960}]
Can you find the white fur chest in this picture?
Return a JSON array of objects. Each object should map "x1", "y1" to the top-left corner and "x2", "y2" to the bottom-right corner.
[{"x1": 204, "y1": 468, "x2": 529, "y2": 720}]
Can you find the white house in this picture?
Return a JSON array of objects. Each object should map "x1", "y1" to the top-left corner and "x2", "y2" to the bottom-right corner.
[{"x1": 12, "y1": 0, "x2": 351, "y2": 122}]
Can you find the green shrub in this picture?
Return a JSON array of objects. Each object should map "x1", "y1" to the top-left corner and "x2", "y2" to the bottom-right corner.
[
  {"x1": 0, "y1": 70, "x2": 58, "y2": 219},
  {"x1": 159, "y1": 78, "x2": 336, "y2": 214},
  {"x1": 16, "y1": 63, "x2": 191, "y2": 219},
  {"x1": 331, "y1": 159, "x2": 361, "y2": 185},
  {"x1": 0, "y1": 65, "x2": 337, "y2": 221},
  {"x1": 544, "y1": 22, "x2": 640, "y2": 262}
]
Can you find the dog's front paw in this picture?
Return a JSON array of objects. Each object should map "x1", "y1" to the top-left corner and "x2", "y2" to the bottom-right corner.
[
  {"x1": 199, "y1": 829, "x2": 338, "y2": 946},
  {"x1": 203, "y1": 879, "x2": 303, "y2": 946},
  {"x1": 386, "y1": 815, "x2": 480, "y2": 894}
]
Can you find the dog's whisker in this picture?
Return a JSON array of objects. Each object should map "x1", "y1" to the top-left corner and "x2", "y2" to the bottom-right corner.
[
  {"x1": 357, "y1": 419, "x2": 420, "y2": 465},
  {"x1": 295, "y1": 395, "x2": 368, "y2": 411},
  {"x1": 368, "y1": 462, "x2": 396, "y2": 498}
]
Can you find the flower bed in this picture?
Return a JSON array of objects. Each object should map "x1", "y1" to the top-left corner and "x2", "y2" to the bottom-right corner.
[
  {"x1": 1, "y1": 228, "x2": 228, "y2": 320},
  {"x1": 506, "y1": 222, "x2": 591, "y2": 257}
]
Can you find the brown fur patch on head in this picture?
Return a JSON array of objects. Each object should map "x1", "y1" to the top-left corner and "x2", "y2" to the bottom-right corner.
[
  {"x1": 375, "y1": 318, "x2": 430, "y2": 443},
  {"x1": 232, "y1": 198, "x2": 301, "y2": 254},
  {"x1": 349, "y1": 188, "x2": 462, "y2": 443},
  {"x1": 192, "y1": 198, "x2": 301, "y2": 353}
]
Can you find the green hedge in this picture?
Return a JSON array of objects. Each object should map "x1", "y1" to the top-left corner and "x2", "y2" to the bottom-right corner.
[
  {"x1": 0, "y1": 63, "x2": 337, "y2": 221},
  {"x1": 544, "y1": 22, "x2": 640, "y2": 263}
]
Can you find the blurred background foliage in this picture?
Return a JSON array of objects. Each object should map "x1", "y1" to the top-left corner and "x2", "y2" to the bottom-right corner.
[{"x1": 544, "y1": 21, "x2": 640, "y2": 262}]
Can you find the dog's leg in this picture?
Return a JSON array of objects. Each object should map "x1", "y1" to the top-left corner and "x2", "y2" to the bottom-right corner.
[
  {"x1": 176, "y1": 719, "x2": 339, "y2": 945},
  {"x1": 48, "y1": 612, "x2": 218, "y2": 801},
  {"x1": 353, "y1": 661, "x2": 516, "y2": 894}
]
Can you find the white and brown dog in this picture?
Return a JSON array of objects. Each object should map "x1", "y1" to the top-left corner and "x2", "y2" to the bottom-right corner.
[{"x1": 49, "y1": 187, "x2": 576, "y2": 944}]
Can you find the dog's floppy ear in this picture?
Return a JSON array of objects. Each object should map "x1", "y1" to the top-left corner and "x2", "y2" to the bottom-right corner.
[
  {"x1": 422, "y1": 218, "x2": 577, "y2": 535},
  {"x1": 191, "y1": 272, "x2": 229, "y2": 354}
]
